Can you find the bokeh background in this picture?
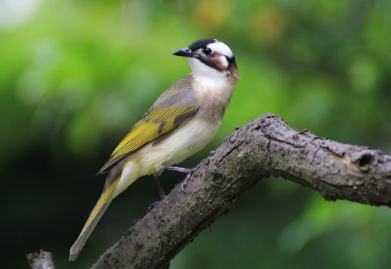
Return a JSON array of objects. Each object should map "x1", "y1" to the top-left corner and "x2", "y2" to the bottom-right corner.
[{"x1": 2, "y1": 0, "x2": 391, "y2": 268}]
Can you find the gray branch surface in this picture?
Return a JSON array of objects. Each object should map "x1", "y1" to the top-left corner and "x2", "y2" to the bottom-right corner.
[{"x1": 90, "y1": 113, "x2": 391, "y2": 269}]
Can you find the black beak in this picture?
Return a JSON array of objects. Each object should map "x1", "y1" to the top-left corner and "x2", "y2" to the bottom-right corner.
[{"x1": 173, "y1": 48, "x2": 193, "y2": 57}]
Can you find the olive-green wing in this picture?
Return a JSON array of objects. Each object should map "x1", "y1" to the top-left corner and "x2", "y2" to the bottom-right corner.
[{"x1": 98, "y1": 75, "x2": 197, "y2": 174}]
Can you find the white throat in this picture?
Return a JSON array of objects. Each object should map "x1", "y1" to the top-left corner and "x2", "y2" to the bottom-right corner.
[{"x1": 187, "y1": 58, "x2": 228, "y2": 86}]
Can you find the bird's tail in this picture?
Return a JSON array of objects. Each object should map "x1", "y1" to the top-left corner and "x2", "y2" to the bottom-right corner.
[{"x1": 69, "y1": 178, "x2": 119, "y2": 261}]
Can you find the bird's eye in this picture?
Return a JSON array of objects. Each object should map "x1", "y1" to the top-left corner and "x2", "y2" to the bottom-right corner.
[{"x1": 204, "y1": 47, "x2": 212, "y2": 55}]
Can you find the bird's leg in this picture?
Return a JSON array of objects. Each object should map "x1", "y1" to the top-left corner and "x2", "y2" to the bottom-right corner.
[
  {"x1": 148, "y1": 175, "x2": 167, "y2": 212},
  {"x1": 162, "y1": 163, "x2": 201, "y2": 193},
  {"x1": 154, "y1": 175, "x2": 167, "y2": 200}
]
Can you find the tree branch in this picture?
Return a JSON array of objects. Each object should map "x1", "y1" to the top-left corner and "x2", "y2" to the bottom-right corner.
[
  {"x1": 93, "y1": 114, "x2": 391, "y2": 269},
  {"x1": 90, "y1": 113, "x2": 391, "y2": 269},
  {"x1": 28, "y1": 113, "x2": 391, "y2": 269}
]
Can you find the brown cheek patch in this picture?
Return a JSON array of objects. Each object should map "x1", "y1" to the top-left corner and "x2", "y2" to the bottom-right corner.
[
  {"x1": 209, "y1": 55, "x2": 228, "y2": 71},
  {"x1": 227, "y1": 60, "x2": 240, "y2": 80}
]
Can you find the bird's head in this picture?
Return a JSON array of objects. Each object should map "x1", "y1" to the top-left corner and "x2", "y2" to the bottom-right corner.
[{"x1": 173, "y1": 39, "x2": 239, "y2": 83}]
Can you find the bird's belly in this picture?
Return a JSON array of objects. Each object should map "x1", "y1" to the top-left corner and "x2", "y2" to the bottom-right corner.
[
  {"x1": 112, "y1": 118, "x2": 221, "y2": 197},
  {"x1": 136, "y1": 118, "x2": 220, "y2": 175}
]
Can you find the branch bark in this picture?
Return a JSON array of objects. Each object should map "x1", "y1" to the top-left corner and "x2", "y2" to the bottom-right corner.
[
  {"x1": 91, "y1": 113, "x2": 391, "y2": 269},
  {"x1": 29, "y1": 113, "x2": 391, "y2": 269}
]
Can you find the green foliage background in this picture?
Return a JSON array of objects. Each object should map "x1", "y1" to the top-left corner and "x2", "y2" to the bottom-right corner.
[{"x1": 2, "y1": 0, "x2": 391, "y2": 268}]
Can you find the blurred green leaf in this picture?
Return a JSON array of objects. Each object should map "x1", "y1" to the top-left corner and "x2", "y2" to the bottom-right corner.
[{"x1": 1, "y1": 0, "x2": 391, "y2": 268}]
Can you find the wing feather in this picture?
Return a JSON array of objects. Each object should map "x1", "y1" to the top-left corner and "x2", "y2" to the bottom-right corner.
[{"x1": 98, "y1": 75, "x2": 197, "y2": 174}]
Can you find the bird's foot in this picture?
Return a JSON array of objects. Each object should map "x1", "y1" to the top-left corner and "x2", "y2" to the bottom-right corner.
[
  {"x1": 154, "y1": 175, "x2": 167, "y2": 200},
  {"x1": 162, "y1": 163, "x2": 201, "y2": 193},
  {"x1": 148, "y1": 200, "x2": 163, "y2": 212},
  {"x1": 147, "y1": 175, "x2": 167, "y2": 212}
]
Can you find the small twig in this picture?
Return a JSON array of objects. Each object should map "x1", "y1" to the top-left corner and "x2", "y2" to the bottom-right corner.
[{"x1": 26, "y1": 250, "x2": 55, "y2": 269}]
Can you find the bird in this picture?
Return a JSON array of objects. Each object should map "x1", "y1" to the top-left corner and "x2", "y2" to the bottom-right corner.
[{"x1": 69, "y1": 38, "x2": 240, "y2": 261}]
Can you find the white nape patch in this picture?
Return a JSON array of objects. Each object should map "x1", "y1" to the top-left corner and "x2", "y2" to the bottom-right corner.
[
  {"x1": 208, "y1": 41, "x2": 233, "y2": 59},
  {"x1": 186, "y1": 58, "x2": 227, "y2": 86}
]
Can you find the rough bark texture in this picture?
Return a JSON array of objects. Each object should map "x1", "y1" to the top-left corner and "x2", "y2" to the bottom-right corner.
[{"x1": 89, "y1": 113, "x2": 391, "y2": 269}]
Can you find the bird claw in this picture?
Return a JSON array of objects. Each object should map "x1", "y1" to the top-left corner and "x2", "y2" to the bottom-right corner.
[
  {"x1": 180, "y1": 163, "x2": 201, "y2": 193},
  {"x1": 162, "y1": 163, "x2": 201, "y2": 193},
  {"x1": 181, "y1": 183, "x2": 187, "y2": 193},
  {"x1": 181, "y1": 173, "x2": 191, "y2": 193},
  {"x1": 148, "y1": 201, "x2": 160, "y2": 212}
]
